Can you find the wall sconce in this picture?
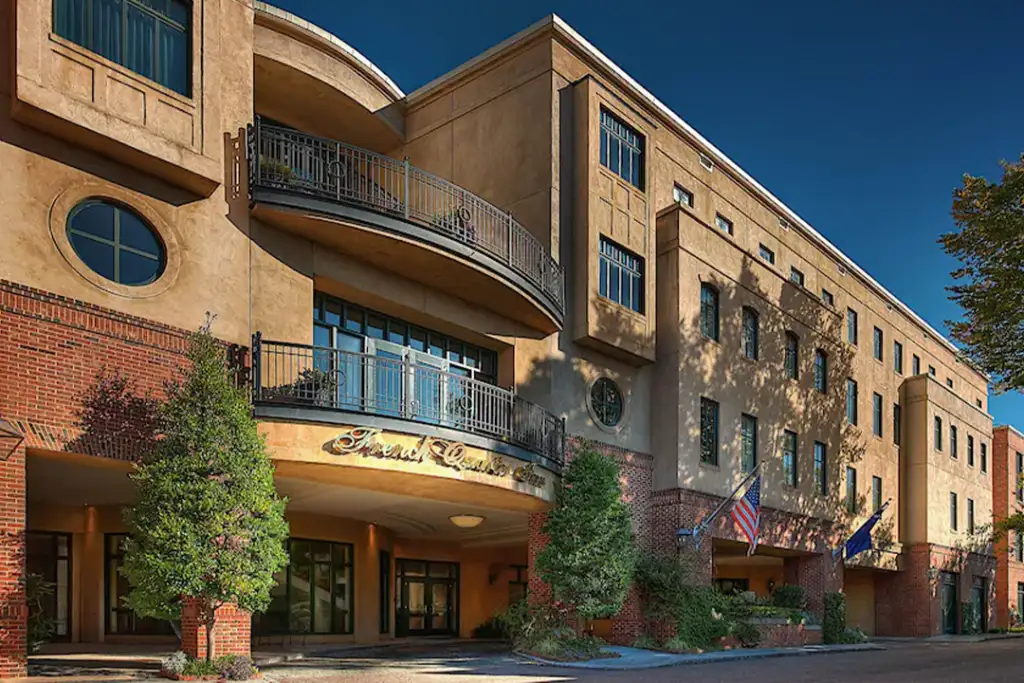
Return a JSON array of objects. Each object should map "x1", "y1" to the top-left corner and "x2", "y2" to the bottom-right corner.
[{"x1": 767, "y1": 578, "x2": 776, "y2": 593}]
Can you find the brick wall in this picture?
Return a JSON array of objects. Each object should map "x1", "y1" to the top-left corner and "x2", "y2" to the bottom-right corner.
[
  {"x1": 0, "y1": 442, "x2": 27, "y2": 678},
  {"x1": 180, "y1": 599, "x2": 251, "y2": 660},
  {"x1": 994, "y1": 427, "x2": 1024, "y2": 628}
]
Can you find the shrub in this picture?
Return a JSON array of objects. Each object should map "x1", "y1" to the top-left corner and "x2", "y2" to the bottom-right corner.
[
  {"x1": 823, "y1": 592, "x2": 847, "y2": 644},
  {"x1": 771, "y1": 584, "x2": 808, "y2": 610},
  {"x1": 502, "y1": 600, "x2": 572, "y2": 651},
  {"x1": 161, "y1": 651, "x2": 189, "y2": 676},
  {"x1": 961, "y1": 601, "x2": 982, "y2": 635},
  {"x1": 674, "y1": 586, "x2": 730, "y2": 650},
  {"x1": 472, "y1": 614, "x2": 509, "y2": 639},
  {"x1": 181, "y1": 658, "x2": 220, "y2": 677},
  {"x1": 559, "y1": 635, "x2": 605, "y2": 660},
  {"x1": 662, "y1": 636, "x2": 692, "y2": 653},
  {"x1": 635, "y1": 553, "x2": 694, "y2": 622},
  {"x1": 25, "y1": 573, "x2": 55, "y2": 654},
  {"x1": 216, "y1": 655, "x2": 256, "y2": 681},
  {"x1": 731, "y1": 620, "x2": 761, "y2": 648},
  {"x1": 632, "y1": 633, "x2": 660, "y2": 650}
]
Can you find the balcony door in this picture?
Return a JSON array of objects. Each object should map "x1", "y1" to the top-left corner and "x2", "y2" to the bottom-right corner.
[{"x1": 365, "y1": 338, "x2": 451, "y2": 423}]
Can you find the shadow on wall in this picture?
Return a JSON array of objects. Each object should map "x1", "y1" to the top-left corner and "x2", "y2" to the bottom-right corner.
[{"x1": 66, "y1": 371, "x2": 161, "y2": 463}]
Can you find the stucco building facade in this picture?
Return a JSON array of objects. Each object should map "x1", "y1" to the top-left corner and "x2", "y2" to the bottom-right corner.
[{"x1": 0, "y1": 0, "x2": 1017, "y2": 675}]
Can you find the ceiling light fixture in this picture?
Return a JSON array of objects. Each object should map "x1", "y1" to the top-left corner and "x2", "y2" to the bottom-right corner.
[{"x1": 449, "y1": 514, "x2": 485, "y2": 529}]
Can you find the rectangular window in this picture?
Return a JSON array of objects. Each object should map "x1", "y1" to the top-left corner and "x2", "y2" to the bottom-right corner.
[
  {"x1": 846, "y1": 467, "x2": 857, "y2": 514},
  {"x1": 947, "y1": 377, "x2": 954, "y2": 389},
  {"x1": 1016, "y1": 535, "x2": 1023, "y2": 563},
  {"x1": 783, "y1": 430, "x2": 798, "y2": 487},
  {"x1": 509, "y1": 565, "x2": 528, "y2": 604},
  {"x1": 847, "y1": 308, "x2": 858, "y2": 345},
  {"x1": 759, "y1": 244, "x2": 776, "y2": 265},
  {"x1": 976, "y1": 398, "x2": 983, "y2": 409},
  {"x1": 950, "y1": 425, "x2": 958, "y2": 459},
  {"x1": 699, "y1": 397, "x2": 719, "y2": 466},
  {"x1": 379, "y1": 550, "x2": 391, "y2": 634},
  {"x1": 950, "y1": 492, "x2": 958, "y2": 531},
  {"x1": 1017, "y1": 453, "x2": 1023, "y2": 503},
  {"x1": 873, "y1": 327, "x2": 884, "y2": 361},
  {"x1": 846, "y1": 378, "x2": 858, "y2": 425},
  {"x1": 968, "y1": 498, "x2": 975, "y2": 534},
  {"x1": 742, "y1": 307, "x2": 759, "y2": 360},
  {"x1": 814, "y1": 349, "x2": 828, "y2": 393},
  {"x1": 821, "y1": 289, "x2": 834, "y2": 307},
  {"x1": 982, "y1": 442, "x2": 988, "y2": 473},
  {"x1": 673, "y1": 184, "x2": 693, "y2": 208},
  {"x1": 871, "y1": 393, "x2": 882, "y2": 437},
  {"x1": 53, "y1": 0, "x2": 192, "y2": 96},
  {"x1": 700, "y1": 284, "x2": 720, "y2": 341},
  {"x1": 967, "y1": 435, "x2": 975, "y2": 467},
  {"x1": 929, "y1": 365, "x2": 936, "y2": 377},
  {"x1": 935, "y1": 416, "x2": 943, "y2": 451},
  {"x1": 893, "y1": 403, "x2": 901, "y2": 446},
  {"x1": 872, "y1": 475, "x2": 883, "y2": 513},
  {"x1": 790, "y1": 267, "x2": 805, "y2": 287},
  {"x1": 913, "y1": 354, "x2": 921, "y2": 375},
  {"x1": 599, "y1": 236, "x2": 645, "y2": 314},
  {"x1": 741, "y1": 414, "x2": 757, "y2": 474},
  {"x1": 894, "y1": 341, "x2": 903, "y2": 374},
  {"x1": 814, "y1": 442, "x2": 827, "y2": 496},
  {"x1": 716, "y1": 213, "x2": 734, "y2": 235},
  {"x1": 26, "y1": 532, "x2": 71, "y2": 639},
  {"x1": 785, "y1": 332, "x2": 799, "y2": 380},
  {"x1": 599, "y1": 108, "x2": 644, "y2": 189},
  {"x1": 256, "y1": 539, "x2": 355, "y2": 635}
]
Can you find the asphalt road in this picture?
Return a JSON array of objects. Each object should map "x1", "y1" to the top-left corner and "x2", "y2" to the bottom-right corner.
[{"x1": 260, "y1": 639, "x2": 1024, "y2": 683}]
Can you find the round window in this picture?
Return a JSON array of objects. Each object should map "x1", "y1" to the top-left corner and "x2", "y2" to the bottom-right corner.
[
  {"x1": 590, "y1": 377, "x2": 624, "y2": 428},
  {"x1": 66, "y1": 200, "x2": 165, "y2": 286}
]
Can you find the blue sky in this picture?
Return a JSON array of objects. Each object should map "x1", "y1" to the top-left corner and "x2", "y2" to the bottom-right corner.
[{"x1": 272, "y1": 0, "x2": 1024, "y2": 426}]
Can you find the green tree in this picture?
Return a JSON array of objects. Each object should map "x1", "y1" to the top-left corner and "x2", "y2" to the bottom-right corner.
[
  {"x1": 121, "y1": 321, "x2": 289, "y2": 660},
  {"x1": 940, "y1": 154, "x2": 1024, "y2": 392},
  {"x1": 536, "y1": 442, "x2": 636, "y2": 626}
]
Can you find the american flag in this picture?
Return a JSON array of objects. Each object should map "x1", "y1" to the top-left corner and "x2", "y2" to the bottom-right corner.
[{"x1": 731, "y1": 475, "x2": 761, "y2": 555}]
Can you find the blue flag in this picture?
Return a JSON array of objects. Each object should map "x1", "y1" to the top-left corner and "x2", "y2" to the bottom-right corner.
[{"x1": 840, "y1": 500, "x2": 890, "y2": 560}]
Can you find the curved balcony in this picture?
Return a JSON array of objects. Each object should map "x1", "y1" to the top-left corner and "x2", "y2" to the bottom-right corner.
[
  {"x1": 252, "y1": 337, "x2": 565, "y2": 473},
  {"x1": 247, "y1": 120, "x2": 565, "y2": 330}
]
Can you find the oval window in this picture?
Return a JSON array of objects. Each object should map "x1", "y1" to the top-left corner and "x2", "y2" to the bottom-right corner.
[
  {"x1": 590, "y1": 377, "x2": 624, "y2": 428},
  {"x1": 67, "y1": 201, "x2": 165, "y2": 286}
]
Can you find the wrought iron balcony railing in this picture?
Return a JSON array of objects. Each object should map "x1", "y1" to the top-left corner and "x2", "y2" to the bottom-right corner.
[
  {"x1": 248, "y1": 119, "x2": 565, "y2": 317},
  {"x1": 252, "y1": 336, "x2": 565, "y2": 470}
]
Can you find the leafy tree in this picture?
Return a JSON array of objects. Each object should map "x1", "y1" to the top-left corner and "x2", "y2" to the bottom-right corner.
[
  {"x1": 122, "y1": 321, "x2": 289, "y2": 660},
  {"x1": 940, "y1": 154, "x2": 1024, "y2": 392},
  {"x1": 536, "y1": 442, "x2": 636, "y2": 626}
]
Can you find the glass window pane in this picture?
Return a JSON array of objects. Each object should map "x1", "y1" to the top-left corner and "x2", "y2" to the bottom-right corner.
[
  {"x1": 69, "y1": 233, "x2": 116, "y2": 281},
  {"x1": 157, "y1": 23, "x2": 189, "y2": 95},
  {"x1": 409, "y1": 329, "x2": 427, "y2": 352},
  {"x1": 344, "y1": 307, "x2": 363, "y2": 333},
  {"x1": 118, "y1": 249, "x2": 161, "y2": 285},
  {"x1": 334, "y1": 564, "x2": 351, "y2": 633},
  {"x1": 125, "y1": 5, "x2": 156, "y2": 83},
  {"x1": 117, "y1": 208, "x2": 161, "y2": 255},
  {"x1": 92, "y1": 0, "x2": 123, "y2": 63},
  {"x1": 366, "y1": 314, "x2": 385, "y2": 339},
  {"x1": 324, "y1": 299, "x2": 342, "y2": 327},
  {"x1": 609, "y1": 137, "x2": 620, "y2": 174},
  {"x1": 313, "y1": 563, "x2": 332, "y2": 633},
  {"x1": 289, "y1": 563, "x2": 311, "y2": 633},
  {"x1": 72, "y1": 203, "x2": 116, "y2": 241},
  {"x1": 387, "y1": 322, "x2": 406, "y2": 345}
]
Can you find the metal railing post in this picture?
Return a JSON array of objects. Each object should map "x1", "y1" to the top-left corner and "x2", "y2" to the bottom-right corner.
[
  {"x1": 252, "y1": 331, "x2": 263, "y2": 403},
  {"x1": 507, "y1": 212, "x2": 514, "y2": 266},
  {"x1": 403, "y1": 157, "x2": 410, "y2": 219}
]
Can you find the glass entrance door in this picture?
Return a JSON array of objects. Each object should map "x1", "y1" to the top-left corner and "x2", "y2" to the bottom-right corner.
[
  {"x1": 395, "y1": 560, "x2": 459, "y2": 637},
  {"x1": 940, "y1": 572, "x2": 959, "y2": 634},
  {"x1": 970, "y1": 577, "x2": 987, "y2": 633}
]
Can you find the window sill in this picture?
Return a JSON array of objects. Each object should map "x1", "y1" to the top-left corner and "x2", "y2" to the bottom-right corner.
[{"x1": 698, "y1": 460, "x2": 720, "y2": 471}]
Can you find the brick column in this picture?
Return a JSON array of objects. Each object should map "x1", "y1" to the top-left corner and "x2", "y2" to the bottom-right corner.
[
  {"x1": 0, "y1": 440, "x2": 27, "y2": 678},
  {"x1": 783, "y1": 553, "x2": 837, "y2": 617},
  {"x1": 180, "y1": 599, "x2": 251, "y2": 660},
  {"x1": 526, "y1": 511, "x2": 551, "y2": 605}
]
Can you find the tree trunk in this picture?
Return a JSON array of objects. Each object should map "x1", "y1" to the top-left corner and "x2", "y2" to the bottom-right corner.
[{"x1": 205, "y1": 609, "x2": 216, "y2": 662}]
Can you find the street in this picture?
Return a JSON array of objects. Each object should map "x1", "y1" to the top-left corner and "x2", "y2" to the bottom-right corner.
[{"x1": 260, "y1": 639, "x2": 1024, "y2": 683}]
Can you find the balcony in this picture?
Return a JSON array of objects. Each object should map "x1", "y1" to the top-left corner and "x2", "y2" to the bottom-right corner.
[
  {"x1": 247, "y1": 120, "x2": 565, "y2": 331},
  {"x1": 252, "y1": 337, "x2": 565, "y2": 472}
]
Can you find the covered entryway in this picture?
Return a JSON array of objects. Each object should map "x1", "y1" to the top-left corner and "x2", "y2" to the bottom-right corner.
[{"x1": 395, "y1": 560, "x2": 459, "y2": 637}]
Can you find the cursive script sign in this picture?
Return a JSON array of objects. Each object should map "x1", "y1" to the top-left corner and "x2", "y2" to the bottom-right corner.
[{"x1": 327, "y1": 427, "x2": 547, "y2": 488}]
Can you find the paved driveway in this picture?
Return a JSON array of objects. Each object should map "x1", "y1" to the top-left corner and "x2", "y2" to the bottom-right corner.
[{"x1": 260, "y1": 639, "x2": 1024, "y2": 683}]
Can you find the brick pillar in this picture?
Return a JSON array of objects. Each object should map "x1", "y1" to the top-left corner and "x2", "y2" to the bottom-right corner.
[
  {"x1": 526, "y1": 511, "x2": 550, "y2": 605},
  {"x1": 180, "y1": 599, "x2": 251, "y2": 660},
  {"x1": 0, "y1": 441, "x2": 27, "y2": 678},
  {"x1": 783, "y1": 553, "x2": 835, "y2": 617}
]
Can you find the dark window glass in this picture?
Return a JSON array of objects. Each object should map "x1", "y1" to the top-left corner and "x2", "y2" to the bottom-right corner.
[
  {"x1": 785, "y1": 332, "x2": 799, "y2": 380},
  {"x1": 1016, "y1": 536, "x2": 1023, "y2": 563},
  {"x1": 821, "y1": 289, "x2": 834, "y2": 307},
  {"x1": 599, "y1": 108, "x2": 644, "y2": 189},
  {"x1": 67, "y1": 200, "x2": 164, "y2": 285},
  {"x1": 935, "y1": 416, "x2": 943, "y2": 451},
  {"x1": 893, "y1": 403, "x2": 901, "y2": 446},
  {"x1": 255, "y1": 538, "x2": 354, "y2": 635},
  {"x1": 814, "y1": 349, "x2": 828, "y2": 394},
  {"x1": 951, "y1": 425, "x2": 958, "y2": 459},
  {"x1": 759, "y1": 244, "x2": 775, "y2": 264},
  {"x1": 591, "y1": 378, "x2": 624, "y2": 428},
  {"x1": 700, "y1": 284, "x2": 719, "y2": 341},
  {"x1": 846, "y1": 379, "x2": 858, "y2": 425},
  {"x1": 790, "y1": 267, "x2": 805, "y2": 287},
  {"x1": 968, "y1": 498, "x2": 975, "y2": 534},
  {"x1": 783, "y1": 430, "x2": 798, "y2": 487},
  {"x1": 1017, "y1": 453, "x2": 1023, "y2": 503},
  {"x1": 700, "y1": 397, "x2": 719, "y2": 466},
  {"x1": 673, "y1": 184, "x2": 693, "y2": 208},
  {"x1": 873, "y1": 327, "x2": 884, "y2": 361},
  {"x1": 716, "y1": 214, "x2": 734, "y2": 235},
  {"x1": 872, "y1": 475, "x2": 883, "y2": 513},
  {"x1": 26, "y1": 533, "x2": 71, "y2": 639},
  {"x1": 847, "y1": 308, "x2": 858, "y2": 345},
  {"x1": 982, "y1": 443, "x2": 988, "y2": 473},
  {"x1": 599, "y1": 236, "x2": 644, "y2": 313},
  {"x1": 947, "y1": 377, "x2": 954, "y2": 389},
  {"x1": 740, "y1": 414, "x2": 757, "y2": 474},
  {"x1": 742, "y1": 307, "x2": 759, "y2": 360},
  {"x1": 872, "y1": 393, "x2": 883, "y2": 437},
  {"x1": 814, "y1": 442, "x2": 827, "y2": 496},
  {"x1": 53, "y1": 0, "x2": 191, "y2": 96},
  {"x1": 379, "y1": 550, "x2": 391, "y2": 634},
  {"x1": 950, "y1": 492, "x2": 958, "y2": 531},
  {"x1": 929, "y1": 365, "x2": 937, "y2": 376},
  {"x1": 894, "y1": 341, "x2": 903, "y2": 374},
  {"x1": 968, "y1": 435, "x2": 975, "y2": 467},
  {"x1": 846, "y1": 467, "x2": 857, "y2": 514},
  {"x1": 913, "y1": 355, "x2": 921, "y2": 375}
]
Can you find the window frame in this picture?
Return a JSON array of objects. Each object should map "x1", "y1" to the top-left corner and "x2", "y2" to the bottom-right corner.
[
  {"x1": 599, "y1": 107, "x2": 645, "y2": 189},
  {"x1": 872, "y1": 475, "x2": 883, "y2": 513},
  {"x1": 783, "y1": 430, "x2": 798, "y2": 487},
  {"x1": 950, "y1": 492, "x2": 958, "y2": 531},
  {"x1": 893, "y1": 403, "x2": 901, "y2": 446},
  {"x1": 784, "y1": 331, "x2": 800, "y2": 380},
  {"x1": 759, "y1": 244, "x2": 776, "y2": 265},
  {"x1": 846, "y1": 466, "x2": 857, "y2": 514},
  {"x1": 790, "y1": 267, "x2": 805, "y2": 287},
  {"x1": 67, "y1": 199, "x2": 166, "y2": 286},
  {"x1": 673, "y1": 184, "x2": 693, "y2": 208},
  {"x1": 967, "y1": 435, "x2": 975, "y2": 468},
  {"x1": 715, "y1": 213, "x2": 734, "y2": 235},
  {"x1": 935, "y1": 416, "x2": 943, "y2": 451},
  {"x1": 700, "y1": 284, "x2": 720, "y2": 342},
  {"x1": 814, "y1": 349, "x2": 828, "y2": 394},
  {"x1": 699, "y1": 397, "x2": 719, "y2": 466},
  {"x1": 967, "y1": 498, "x2": 975, "y2": 535},
  {"x1": 846, "y1": 378, "x2": 858, "y2": 425},
  {"x1": 847, "y1": 308, "x2": 858, "y2": 345},
  {"x1": 950, "y1": 424, "x2": 958, "y2": 459},
  {"x1": 821, "y1": 289, "x2": 834, "y2": 307},
  {"x1": 598, "y1": 235, "x2": 645, "y2": 314},
  {"x1": 742, "y1": 307, "x2": 760, "y2": 360},
  {"x1": 873, "y1": 326, "x2": 884, "y2": 362},
  {"x1": 814, "y1": 441, "x2": 827, "y2": 496},
  {"x1": 894, "y1": 341, "x2": 903, "y2": 374},
  {"x1": 740, "y1": 413, "x2": 758, "y2": 474},
  {"x1": 872, "y1": 392, "x2": 883, "y2": 438},
  {"x1": 913, "y1": 354, "x2": 921, "y2": 375}
]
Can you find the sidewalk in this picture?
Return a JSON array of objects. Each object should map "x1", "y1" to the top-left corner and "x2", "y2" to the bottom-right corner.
[
  {"x1": 518, "y1": 643, "x2": 885, "y2": 670},
  {"x1": 873, "y1": 632, "x2": 1024, "y2": 644}
]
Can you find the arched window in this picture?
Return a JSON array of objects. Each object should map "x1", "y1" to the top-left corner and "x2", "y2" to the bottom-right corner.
[
  {"x1": 814, "y1": 349, "x2": 828, "y2": 393},
  {"x1": 784, "y1": 331, "x2": 799, "y2": 379},
  {"x1": 67, "y1": 200, "x2": 165, "y2": 286},
  {"x1": 700, "y1": 284, "x2": 719, "y2": 341},
  {"x1": 742, "y1": 307, "x2": 759, "y2": 360}
]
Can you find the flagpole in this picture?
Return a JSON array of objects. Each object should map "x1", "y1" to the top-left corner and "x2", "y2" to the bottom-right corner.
[{"x1": 679, "y1": 462, "x2": 762, "y2": 547}]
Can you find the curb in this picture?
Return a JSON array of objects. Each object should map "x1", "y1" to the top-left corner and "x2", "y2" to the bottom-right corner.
[{"x1": 517, "y1": 643, "x2": 885, "y2": 671}]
